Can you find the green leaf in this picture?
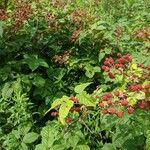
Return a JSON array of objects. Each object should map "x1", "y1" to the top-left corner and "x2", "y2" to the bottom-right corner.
[
  {"x1": 23, "y1": 54, "x2": 49, "y2": 71},
  {"x1": 23, "y1": 54, "x2": 39, "y2": 71},
  {"x1": 21, "y1": 142, "x2": 28, "y2": 150},
  {"x1": 77, "y1": 145, "x2": 90, "y2": 150},
  {"x1": 33, "y1": 76, "x2": 45, "y2": 87},
  {"x1": 35, "y1": 144, "x2": 47, "y2": 150},
  {"x1": 39, "y1": 59, "x2": 49, "y2": 68},
  {"x1": 115, "y1": 74, "x2": 123, "y2": 83},
  {"x1": 45, "y1": 96, "x2": 68, "y2": 115},
  {"x1": 99, "y1": 52, "x2": 105, "y2": 62},
  {"x1": 2, "y1": 83, "x2": 13, "y2": 100},
  {"x1": 74, "y1": 83, "x2": 91, "y2": 93},
  {"x1": 0, "y1": 21, "x2": 3, "y2": 37},
  {"x1": 101, "y1": 143, "x2": 116, "y2": 150},
  {"x1": 59, "y1": 99, "x2": 74, "y2": 125},
  {"x1": 134, "y1": 92, "x2": 145, "y2": 99},
  {"x1": 23, "y1": 132, "x2": 39, "y2": 144},
  {"x1": 51, "y1": 145, "x2": 65, "y2": 150},
  {"x1": 77, "y1": 91, "x2": 96, "y2": 107},
  {"x1": 146, "y1": 130, "x2": 150, "y2": 150},
  {"x1": 40, "y1": 124, "x2": 59, "y2": 148},
  {"x1": 127, "y1": 97, "x2": 137, "y2": 106},
  {"x1": 68, "y1": 135, "x2": 79, "y2": 149}
]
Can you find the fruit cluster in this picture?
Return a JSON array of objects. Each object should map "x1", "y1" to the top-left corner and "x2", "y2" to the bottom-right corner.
[
  {"x1": 0, "y1": 9, "x2": 7, "y2": 21},
  {"x1": 50, "y1": 53, "x2": 150, "y2": 123},
  {"x1": 11, "y1": 3, "x2": 32, "y2": 32},
  {"x1": 99, "y1": 53, "x2": 150, "y2": 118},
  {"x1": 102, "y1": 53, "x2": 132, "y2": 77}
]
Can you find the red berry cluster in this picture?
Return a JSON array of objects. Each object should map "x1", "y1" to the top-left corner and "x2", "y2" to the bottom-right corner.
[
  {"x1": 11, "y1": 3, "x2": 32, "y2": 32},
  {"x1": 98, "y1": 91, "x2": 134, "y2": 118},
  {"x1": 102, "y1": 53, "x2": 132, "y2": 79},
  {"x1": 0, "y1": 9, "x2": 7, "y2": 21},
  {"x1": 70, "y1": 10, "x2": 83, "y2": 26},
  {"x1": 70, "y1": 28, "x2": 81, "y2": 42},
  {"x1": 99, "y1": 53, "x2": 150, "y2": 118}
]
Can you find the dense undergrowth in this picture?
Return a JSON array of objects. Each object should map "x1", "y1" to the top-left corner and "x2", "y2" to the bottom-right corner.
[{"x1": 0, "y1": 0, "x2": 150, "y2": 150}]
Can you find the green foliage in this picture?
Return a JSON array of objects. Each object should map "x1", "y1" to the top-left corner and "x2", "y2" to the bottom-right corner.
[
  {"x1": 0, "y1": 0, "x2": 150, "y2": 149},
  {"x1": 146, "y1": 130, "x2": 150, "y2": 150}
]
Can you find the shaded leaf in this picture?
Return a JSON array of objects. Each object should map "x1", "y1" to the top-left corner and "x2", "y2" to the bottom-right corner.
[{"x1": 23, "y1": 132, "x2": 39, "y2": 144}]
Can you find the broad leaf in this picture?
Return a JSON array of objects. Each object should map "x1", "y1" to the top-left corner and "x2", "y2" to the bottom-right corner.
[
  {"x1": 23, "y1": 132, "x2": 39, "y2": 144},
  {"x1": 75, "y1": 83, "x2": 91, "y2": 93},
  {"x1": 41, "y1": 124, "x2": 59, "y2": 148},
  {"x1": 101, "y1": 143, "x2": 115, "y2": 150}
]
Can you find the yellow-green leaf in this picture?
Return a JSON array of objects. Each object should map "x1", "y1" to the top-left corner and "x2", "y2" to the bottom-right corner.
[{"x1": 59, "y1": 99, "x2": 74, "y2": 125}]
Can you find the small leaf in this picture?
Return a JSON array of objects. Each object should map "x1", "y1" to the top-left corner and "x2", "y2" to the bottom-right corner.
[
  {"x1": 59, "y1": 99, "x2": 74, "y2": 125},
  {"x1": 0, "y1": 21, "x2": 3, "y2": 37},
  {"x1": 45, "y1": 96, "x2": 68, "y2": 115},
  {"x1": 99, "y1": 52, "x2": 105, "y2": 62},
  {"x1": 35, "y1": 144, "x2": 47, "y2": 150},
  {"x1": 2, "y1": 83, "x2": 13, "y2": 100},
  {"x1": 33, "y1": 76, "x2": 45, "y2": 87},
  {"x1": 127, "y1": 97, "x2": 137, "y2": 106},
  {"x1": 74, "y1": 83, "x2": 91, "y2": 93},
  {"x1": 23, "y1": 132, "x2": 39, "y2": 144},
  {"x1": 21, "y1": 142, "x2": 28, "y2": 150},
  {"x1": 77, "y1": 92, "x2": 96, "y2": 107},
  {"x1": 39, "y1": 59, "x2": 49, "y2": 68}
]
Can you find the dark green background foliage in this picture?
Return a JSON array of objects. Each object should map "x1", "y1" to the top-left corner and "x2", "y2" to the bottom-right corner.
[{"x1": 0, "y1": 0, "x2": 150, "y2": 149}]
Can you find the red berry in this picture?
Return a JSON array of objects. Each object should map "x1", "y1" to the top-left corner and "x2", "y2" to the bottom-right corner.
[
  {"x1": 105, "y1": 66, "x2": 110, "y2": 72},
  {"x1": 104, "y1": 60, "x2": 110, "y2": 66},
  {"x1": 108, "y1": 108, "x2": 116, "y2": 114},
  {"x1": 118, "y1": 58, "x2": 126, "y2": 64},
  {"x1": 105, "y1": 92, "x2": 112, "y2": 98},
  {"x1": 102, "y1": 95, "x2": 109, "y2": 101},
  {"x1": 108, "y1": 72, "x2": 115, "y2": 79},
  {"x1": 147, "y1": 65, "x2": 150, "y2": 70},
  {"x1": 117, "y1": 53, "x2": 122, "y2": 58},
  {"x1": 69, "y1": 96, "x2": 78, "y2": 102},
  {"x1": 121, "y1": 99, "x2": 128, "y2": 106},
  {"x1": 124, "y1": 54, "x2": 132, "y2": 62},
  {"x1": 115, "y1": 63, "x2": 123, "y2": 69},
  {"x1": 137, "y1": 101, "x2": 147, "y2": 109},
  {"x1": 144, "y1": 84, "x2": 150, "y2": 90},
  {"x1": 107, "y1": 57, "x2": 114, "y2": 64},
  {"x1": 127, "y1": 107, "x2": 134, "y2": 114},
  {"x1": 116, "y1": 111, "x2": 123, "y2": 118},
  {"x1": 66, "y1": 117, "x2": 73, "y2": 124},
  {"x1": 130, "y1": 84, "x2": 142, "y2": 92},
  {"x1": 98, "y1": 102, "x2": 104, "y2": 107},
  {"x1": 102, "y1": 109, "x2": 108, "y2": 114},
  {"x1": 138, "y1": 64, "x2": 145, "y2": 68},
  {"x1": 114, "y1": 91, "x2": 120, "y2": 97},
  {"x1": 107, "y1": 100, "x2": 112, "y2": 105},
  {"x1": 102, "y1": 65, "x2": 110, "y2": 72},
  {"x1": 74, "y1": 107, "x2": 81, "y2": 112}
]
